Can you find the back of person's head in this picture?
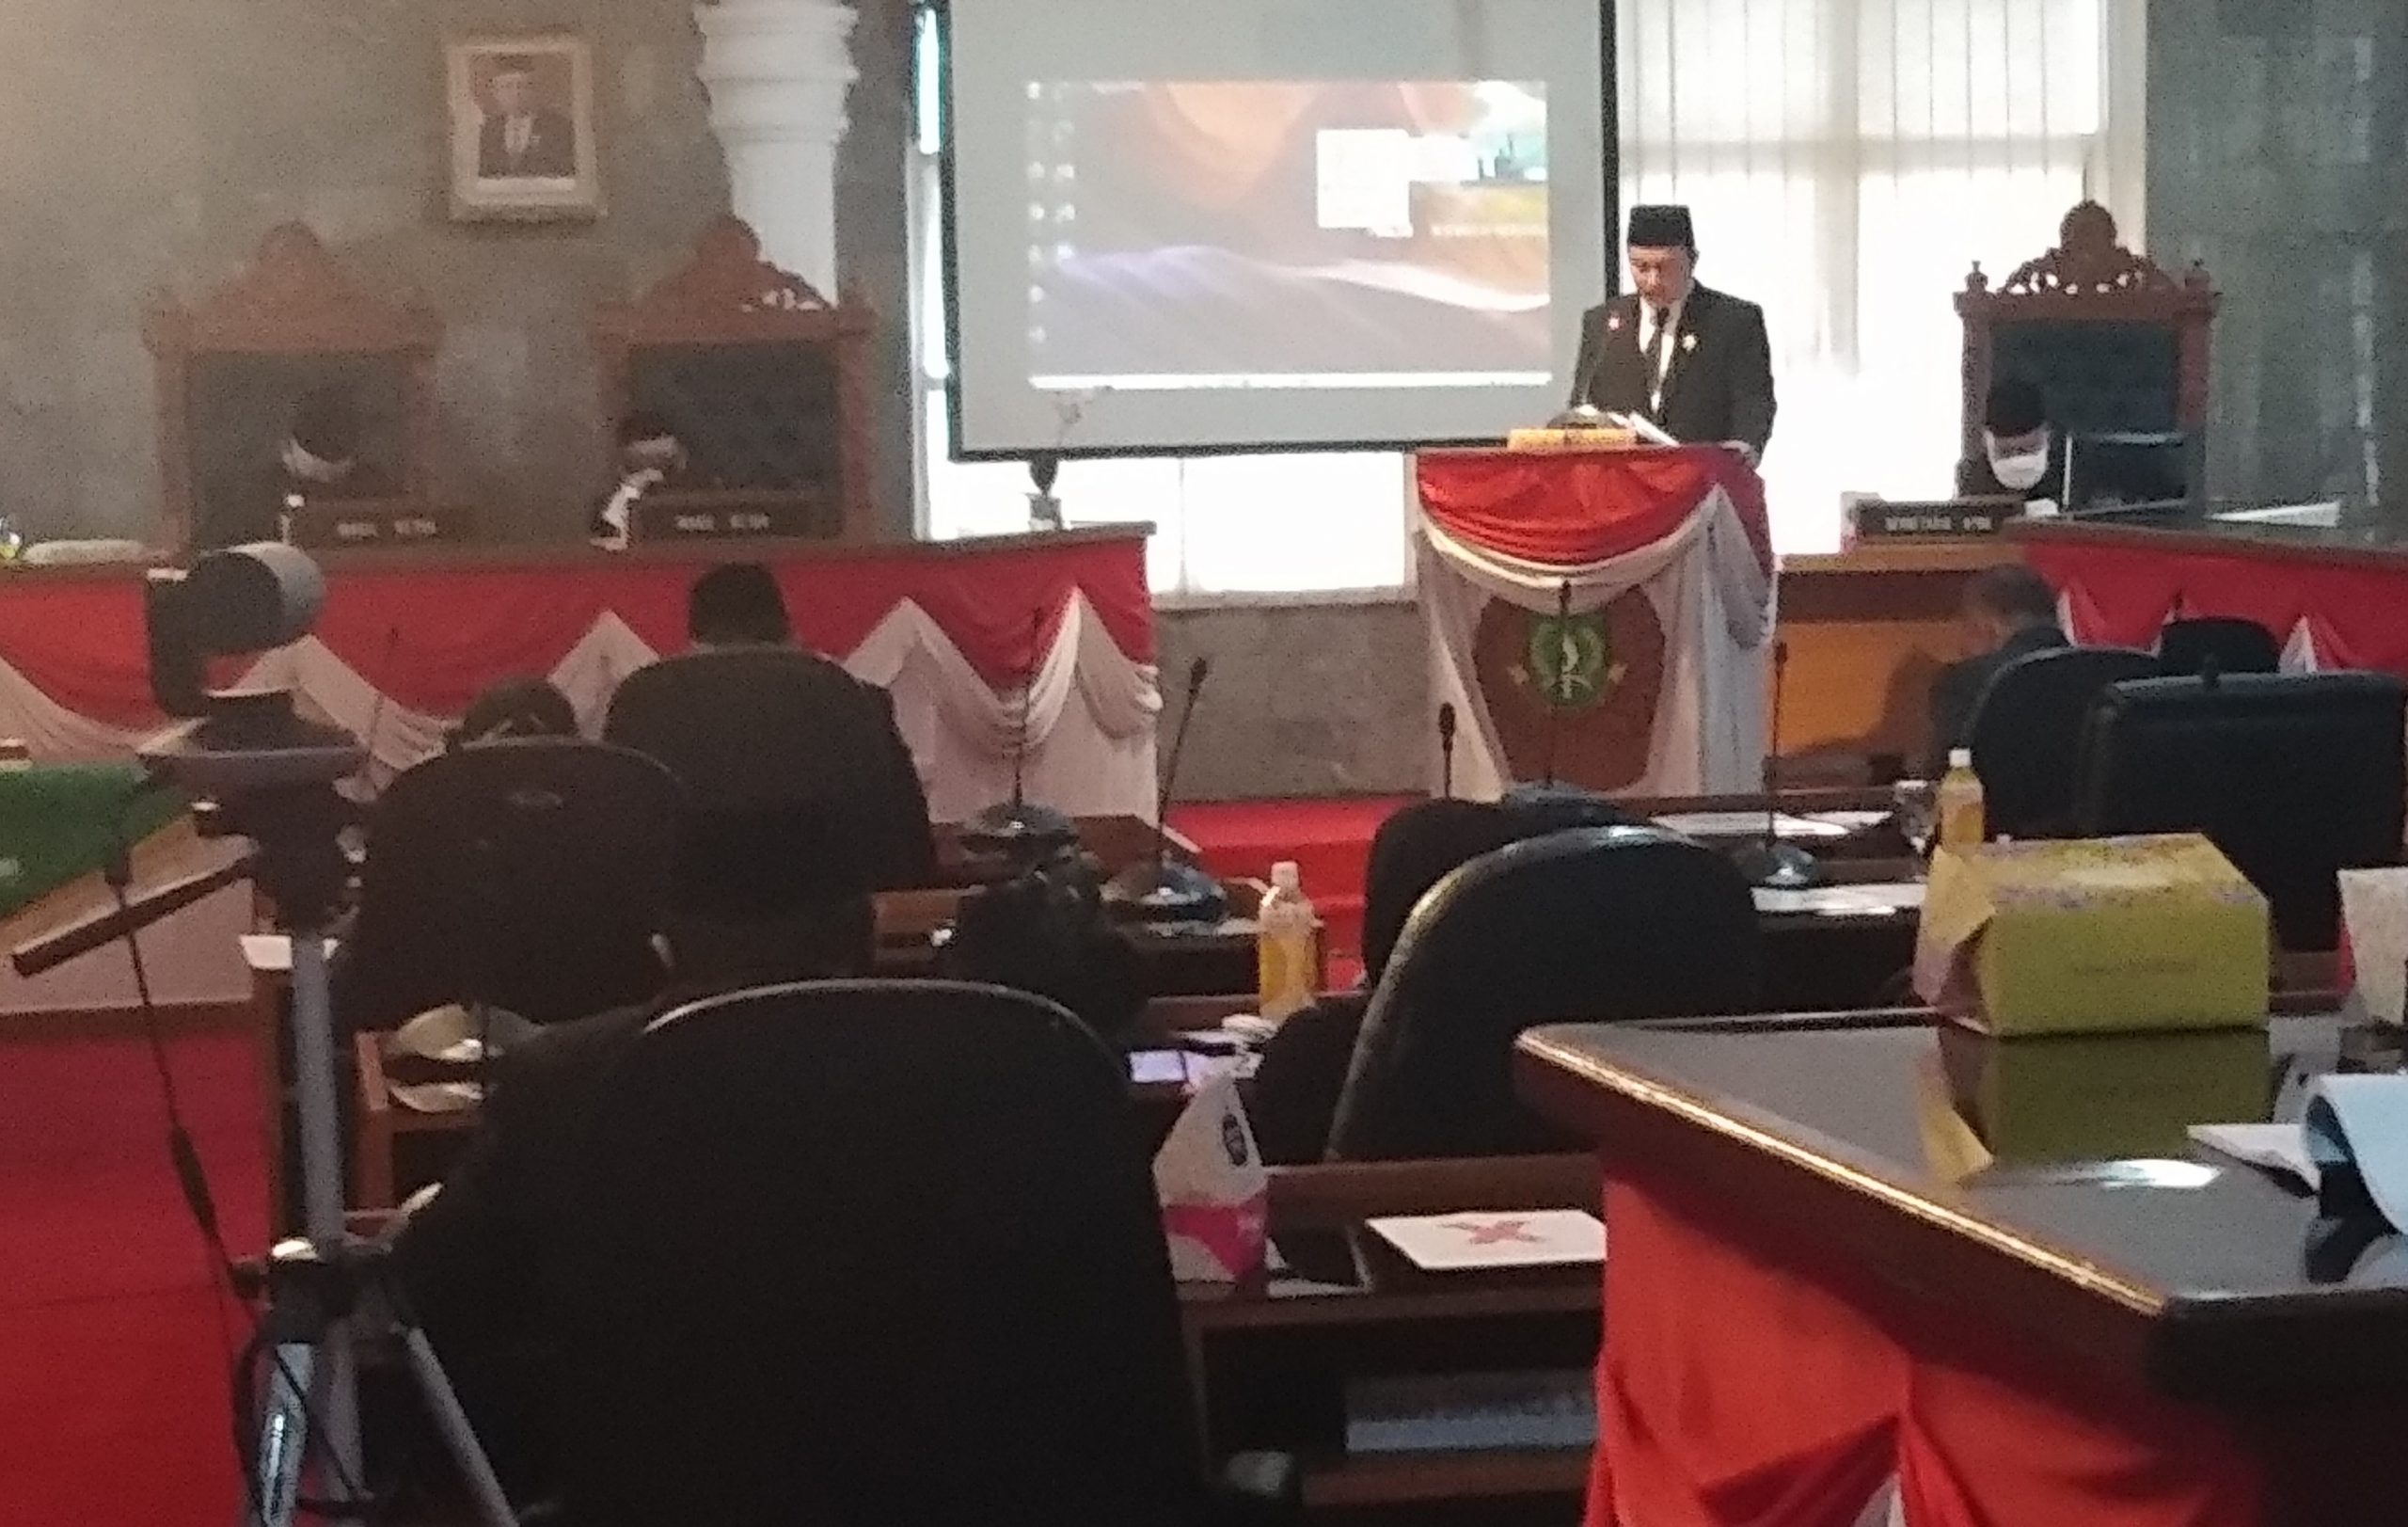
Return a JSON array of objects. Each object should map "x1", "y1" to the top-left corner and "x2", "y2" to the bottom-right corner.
[
  {"x1": 449, "y1": 676, "x2": 578, "y2": 751},
  {"x1": 940, "y1": 848, "x2": 1145, "y2": 1040},
  {"x1": 1360, "y1": 799, "x2": 1534, "y2": 983},
  {"x1": 1964, "y1": 564, "x2": 2059, "y2": 634},
  {"x1": 665, "y1": 802, "x2": 877, "y2": 988},
  {"x1": 687, "y1": 563, "x2": 792, "y2": 648}
]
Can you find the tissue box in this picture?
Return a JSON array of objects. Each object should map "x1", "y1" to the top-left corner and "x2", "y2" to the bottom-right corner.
[
  {"x1": 1936, "y1": 1023, "x2": 2270, "y2": 1163},
  {"x1": 1913, "y1": 834, "x2": 2269, "y2": 1037}
]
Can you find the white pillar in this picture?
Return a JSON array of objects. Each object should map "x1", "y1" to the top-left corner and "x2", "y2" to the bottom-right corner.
[{"x1": 694, "y1": 0, "x2": 859, "y2": 295}]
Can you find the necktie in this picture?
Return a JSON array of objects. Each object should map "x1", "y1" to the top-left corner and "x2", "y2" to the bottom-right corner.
[{"x1": 1644, "y1": 308, "x2": 1673, "y2": 416}]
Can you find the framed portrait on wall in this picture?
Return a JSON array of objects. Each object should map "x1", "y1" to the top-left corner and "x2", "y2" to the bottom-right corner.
[{"x1": 447, "y1": 35, "x2": 603, "y2": 222}]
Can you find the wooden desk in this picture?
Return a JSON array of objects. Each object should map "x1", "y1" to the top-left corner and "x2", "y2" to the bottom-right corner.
[
  {"x1": 1515, "y1": 1011, "x2": 2408, "y2": 1526},
  {"x1": 1776, "y1": 538, "x2": 2023, "y2": 772},
  {"x1": 1184, "y1": 1155, "x2": 1602, "y2": 1515}
]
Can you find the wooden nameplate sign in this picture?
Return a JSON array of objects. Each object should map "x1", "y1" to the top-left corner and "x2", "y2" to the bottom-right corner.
[
  {"x1": 1846, "y1": 496, "x2": 2025, "y2": 543},
  {"x1": 293, "y1": 501, "x2": 468, "y2": 549},
  {"x1": 632, "y1": 489, "x2": 836, "y2": 542}
]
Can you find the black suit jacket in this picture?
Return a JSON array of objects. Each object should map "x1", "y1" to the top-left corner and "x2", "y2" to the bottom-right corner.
[
  {"x1": 1567, "y1": 283, "x2": 1777, "y2": 455},
  {"x1": 478, "y1": 109, "x2": 578, "y2": 179},
  {"x1": 1925, "y1": 622, "x2": 2069, "y2": 775},
  {"x1": 392, "y1": 1000, "x2": 652, "y2": 1499},
  {"x1": 604, "y1": 645, "x2": 939, "y2": 892}
]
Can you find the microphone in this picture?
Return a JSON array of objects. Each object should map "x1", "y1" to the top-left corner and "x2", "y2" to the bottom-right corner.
[
  {"x1": 961, "y1": 606, "x2": 1076, "y2": 863},
  {"x1": 1539, "y1": 581, "x2": 1573, "y2": 787},
  {"x1": 1730, "y1": 639, "x2": 1821, "y2": 889},
  {"x1": 1549, "y1": 326, "x2": 1611, "y2": 427},
  {"x1": 1437, "y1": 702, "x2": 1458, "y2": 799},
  {"x1": 1104, "y1": 655, "x2": 1227, "y2": 924}
]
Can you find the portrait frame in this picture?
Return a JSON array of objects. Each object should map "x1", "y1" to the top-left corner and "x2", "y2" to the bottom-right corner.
[{"x1": 446, "y1": 35, "x2": 603, "y2": 223}]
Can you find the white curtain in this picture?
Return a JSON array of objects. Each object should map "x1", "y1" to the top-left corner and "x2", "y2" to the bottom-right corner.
[{"x1": 1620, "y1": 0, "x2": 2147, "y2": 554}]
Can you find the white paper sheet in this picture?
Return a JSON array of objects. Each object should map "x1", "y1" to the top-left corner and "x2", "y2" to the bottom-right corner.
[
  {"x1": 1367, "y1": 1210, "x2": 1607, "y2": 1270},
  {"x1": 2306, "y1": 1074, "x2": 2408, "y2": 1231},
  {"x1": 2189, "y1": 1122, "x2": 2319, "y2": 1189},
  {"x1": 1752, "y1": 882, "x2": 1925, "y2": 917},
  {"x1": 2339, "y1": 867, "x2": 2408, "y2": 1025}
]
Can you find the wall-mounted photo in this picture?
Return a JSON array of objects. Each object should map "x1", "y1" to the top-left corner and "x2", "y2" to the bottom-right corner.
[{"x1": 447, "y1": 36, "x2": 603, "y2": 222}]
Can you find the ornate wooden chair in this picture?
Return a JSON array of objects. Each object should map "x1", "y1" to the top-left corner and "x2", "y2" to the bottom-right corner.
[
  {"x1": 1956, "y1": 201, "x2": 2220, "y2": 488},
  {"x1": 592, "y1": 217, "x2": 875, "y2": 542},
  {"x1": 145, "y1": 223, "x2": 447, "y2": 551}
]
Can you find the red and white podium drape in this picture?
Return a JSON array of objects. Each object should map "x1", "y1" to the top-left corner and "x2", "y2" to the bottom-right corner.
[
  {"x1": 2023, "y1": 536, "x2": 2406, "y2": 674},
  {"x1": 1414, "y1": 447, "x2": 1775, "y2": 799},
  {"x1": 0, "y1": 534, "x2": 1161, "y2": 823}
]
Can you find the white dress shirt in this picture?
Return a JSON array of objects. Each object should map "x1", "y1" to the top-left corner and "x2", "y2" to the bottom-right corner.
[{"x1": 1638, "y1": 293, "x2": 1688, "y2": 415}]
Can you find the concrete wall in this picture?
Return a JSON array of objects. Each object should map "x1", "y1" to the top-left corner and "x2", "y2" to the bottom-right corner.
[
  {"x1": 0, "y1": 0, "x2": 729, "y2": 543},
  {"x1": 1154, "y1": 600, "x2": 1428, "y2": 801}
]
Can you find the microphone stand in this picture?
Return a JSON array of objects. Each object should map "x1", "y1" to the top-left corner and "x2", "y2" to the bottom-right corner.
[
  {"x1": 1730, "y1": 639, "x2": 1822, "y2": 889},
  {"x1": 1103, "y1": 657, "x2": 1227, "y2": 925},
  {"x1": 961, "y1": 605, "x2": 1077, "y2": 869},
  {"x1": 1437, "y1": 703, "x2": 1457, "y2": 800}
]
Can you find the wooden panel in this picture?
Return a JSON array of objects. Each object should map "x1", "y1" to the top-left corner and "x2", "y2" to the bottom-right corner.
[{"x1": 1777, "y1": 539, "x2": 2024, "y2": 763}]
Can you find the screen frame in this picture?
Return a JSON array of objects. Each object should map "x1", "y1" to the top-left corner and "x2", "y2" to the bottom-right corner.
[{"x1": 929, "y1": 0, "x2": 1621, "y2": 462}]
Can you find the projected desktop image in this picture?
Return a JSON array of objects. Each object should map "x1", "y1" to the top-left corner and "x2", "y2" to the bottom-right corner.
[{"x1": 1025, "y1": 79, "x2": 1552, "y2": 390}]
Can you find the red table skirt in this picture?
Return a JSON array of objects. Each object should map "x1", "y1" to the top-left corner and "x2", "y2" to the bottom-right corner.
[
  {"x1": 1587, "y1": 1178, "x2": 2403, "y2": 1527},
  {"x1": 2022, "y1": 537, "x2": 2408, "y2": 675}
]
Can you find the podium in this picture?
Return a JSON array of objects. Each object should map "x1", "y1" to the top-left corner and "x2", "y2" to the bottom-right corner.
[{"x1": 1414, "y1": 445, "x2": 1774, "y2": 798}]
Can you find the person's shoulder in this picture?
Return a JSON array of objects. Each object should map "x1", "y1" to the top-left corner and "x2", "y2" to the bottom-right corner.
[
  {"x1": 1693, "y1": 284, "x2": 1766, "y2": 326},
  {"x1": 494, "y1": 1003, "x2": 653, "y2": 1097}
]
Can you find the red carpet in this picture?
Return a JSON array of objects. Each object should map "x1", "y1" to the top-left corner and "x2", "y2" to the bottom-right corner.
[
  {"x1": 1170, "y1": 794, "x2": 1412, "y2": 970},
  {"x1": 0, "y1": 1030, "x2": 264, "y2": 1527}
]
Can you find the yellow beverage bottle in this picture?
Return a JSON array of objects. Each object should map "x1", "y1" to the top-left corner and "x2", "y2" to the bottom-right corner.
[
  {"x1": 1936, "y1": 747, "x2": 1986, "y2": 851},
  {"x1": 1255, "y1": 860, "x2": 1320, "y2": 1023}
]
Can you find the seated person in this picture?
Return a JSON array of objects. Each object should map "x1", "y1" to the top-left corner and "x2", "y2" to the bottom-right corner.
[
  {"x1": 444, "y1": 676, "x2": 578, "y2": 751},
  {"x1": 605, "y1": 563, "x2": 938, "y2": 889},
  {"x1": 390, "y1": 817, "x2": 877, "y2": 1505},
  {"x1": 1925, "y1": 563, "x2": 2067, "y2": 777},
  {"x1": 587, "y1": 412, "x2": 686, "y2": 549},
  {"x1": 1956, "y1": 377, "x2": 2064, "y2": 503},
  {"x1": 332, "y1": 676, "x2": 589, "y2": 1034},
  {"x1": 1248, "y1": 799, "x2": 1556, "y2": 1164},
  {"x1": 939, "y1": 846, "x2": 1145, "y2": 1041}
]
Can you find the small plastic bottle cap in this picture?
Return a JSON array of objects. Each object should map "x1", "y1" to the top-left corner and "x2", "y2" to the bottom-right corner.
[
  {"x1": 1270, "y1": 860, "x2": 1302, "y2": 893},
  {"x1": 1947, "y1": 748, "x2": 1972, "y2": 770}
]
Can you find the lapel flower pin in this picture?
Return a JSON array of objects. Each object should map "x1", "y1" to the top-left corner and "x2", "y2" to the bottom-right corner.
[
  {"x1": 1606, "y1": 313, "x2": 1623, "y2": 332},
  {"x1": 1681, "y1": 332, "x2": 1698, "y2": 353}
]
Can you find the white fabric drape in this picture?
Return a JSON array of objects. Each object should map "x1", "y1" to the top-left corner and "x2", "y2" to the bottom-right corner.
[
  {"x1": 1619, "y1": 0, "x2": 2146, "y2": 553},
  {"x1": 0, "y1": 593, "x2": 1163, "y2": 823},
  {"x1": 1418, "y1": 485, "x2": 1773, "y2": 800}
]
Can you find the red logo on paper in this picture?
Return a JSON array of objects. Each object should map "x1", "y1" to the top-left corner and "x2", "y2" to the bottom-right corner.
[{"x1": 1448, "y1": 1217, "x2": 1543, "y2": 1246}]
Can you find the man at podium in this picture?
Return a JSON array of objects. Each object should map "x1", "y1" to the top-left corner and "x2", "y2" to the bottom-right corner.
[{"x1": 1566, "y1": 205, "x2": 1777, "y2": 466}]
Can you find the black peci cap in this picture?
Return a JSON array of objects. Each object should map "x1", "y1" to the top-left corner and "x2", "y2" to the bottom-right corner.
[{"x1": 1626, "y1": 204, "x2": 1696, "y2": 250}]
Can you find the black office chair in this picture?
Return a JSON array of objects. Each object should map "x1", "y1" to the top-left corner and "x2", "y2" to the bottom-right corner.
[
  {"x1": 552, "y1": 979, "x2": 1292, "y2": 1527},
  {"x1": 605, "y1": 646, "x2": 938, "y2": 892},
  {"x1": 2074, "y1": 671, "x2": 2407, "y2": 950},
  {"x1": 2157, "y1": 617, "x2": 2281, "y2": 677},
  {"x1": 332, "y1": 739, "x2": 677, "y2": 1032},
  {"x1": 1325, "y1": 826, "x2": 1764, "y2": 1161},
  {"x1": 1966, "y1": 645, "x2": 2161, "y2": 839}
]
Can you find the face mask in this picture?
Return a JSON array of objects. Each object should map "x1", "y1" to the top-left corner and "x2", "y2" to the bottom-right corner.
[{"x1": 1988, "y1": 441, "x2": 2050, "y2": 493}]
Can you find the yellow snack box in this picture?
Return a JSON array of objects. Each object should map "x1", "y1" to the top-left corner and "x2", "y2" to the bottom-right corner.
[{"x1": 1911, "y1": 834, "x2": 2269, "y2": 1036}]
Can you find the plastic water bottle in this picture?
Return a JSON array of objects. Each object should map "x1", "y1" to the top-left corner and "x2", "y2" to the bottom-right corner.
[
  {"x1": 1255, "y1": 860, "x2": 1320, "y2": 1023},
  {"x1": 1937, "y1": 747, "x2": 1986, "y2": 851}
]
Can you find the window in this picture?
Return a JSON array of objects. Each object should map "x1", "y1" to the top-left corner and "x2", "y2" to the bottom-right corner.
[
  {"x1": 910, "y1": 2, "x2": 2145, "y2": 583},
  {"x1": 1622, "y1": 0, "x2": 2139, "y2": 551}
]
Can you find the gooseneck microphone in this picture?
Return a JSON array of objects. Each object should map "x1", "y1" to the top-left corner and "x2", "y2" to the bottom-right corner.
[
  {"x1": 1437, "y1": 702, "x2": 1458, "y2": 799},
  {"x1": 1731, "y1": 639, "x2": 1821, "y2": 889},
  {"x1": 1104, "y1": 656, "x2": 1227, "y2": 923},
  {"x1": 960, "y1": 606, "x2": 1076, "y2": 862}
]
